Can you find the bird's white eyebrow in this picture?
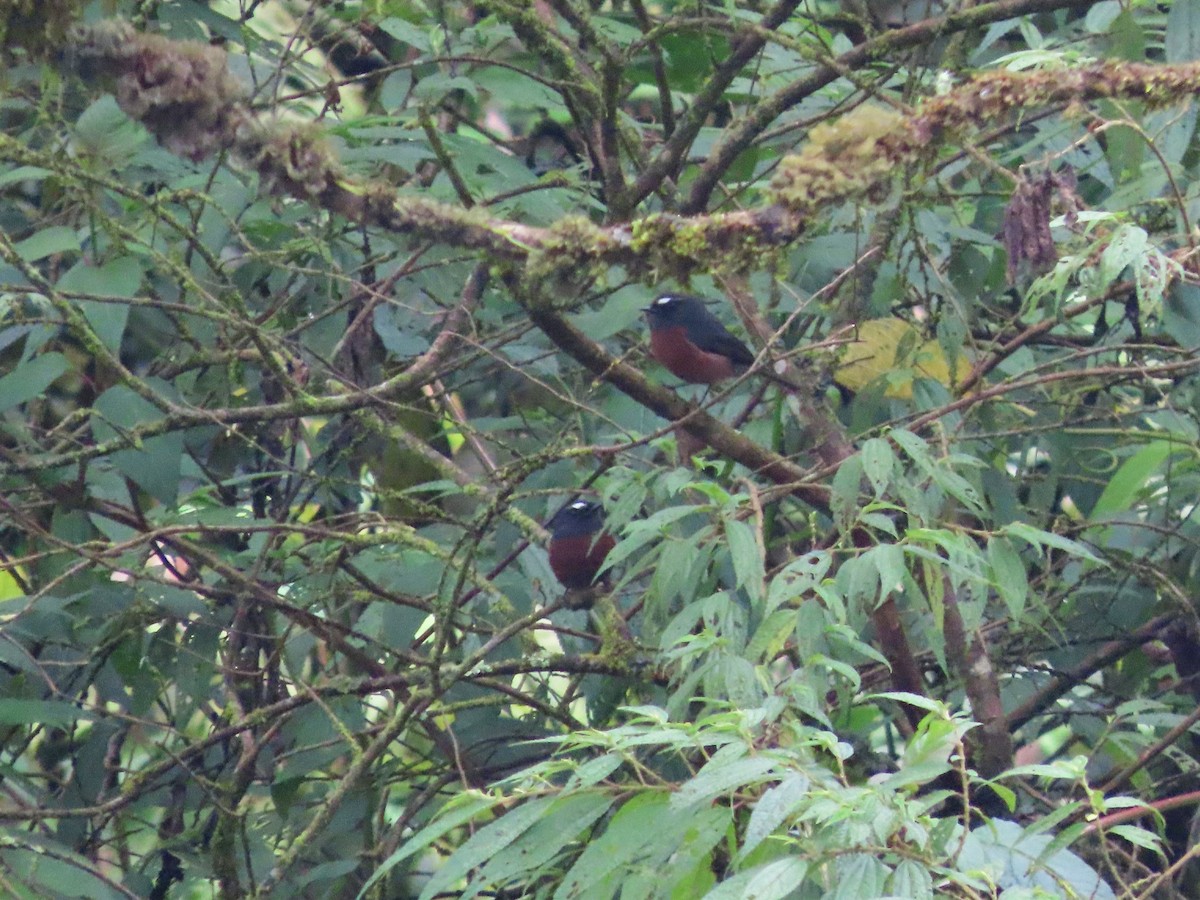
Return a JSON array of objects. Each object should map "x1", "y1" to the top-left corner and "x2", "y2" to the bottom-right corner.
[
  {"x1": 653, "y1": 295, "x2": 675, "y2": 305},
  {"x1": 570, "y1": 501, "x2": 590, "y2": 510}
]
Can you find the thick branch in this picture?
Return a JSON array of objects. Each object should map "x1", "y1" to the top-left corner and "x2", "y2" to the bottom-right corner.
[
  {"x1": 682, "y1": 0, "x2": 1101, "y2": 213},
  {"x1": 525, "y1": 304, "x2": 830, "y2": 510}
]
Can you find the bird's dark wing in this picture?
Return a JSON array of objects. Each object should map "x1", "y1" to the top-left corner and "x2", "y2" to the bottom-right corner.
[{"x1": 688, "y1": 319, "x2": 756, "y2": 367}]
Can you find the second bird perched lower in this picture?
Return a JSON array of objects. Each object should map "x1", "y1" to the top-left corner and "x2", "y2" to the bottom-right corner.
[{"x1": 547, "y1": 500, "x2": 615, "y2": 590}]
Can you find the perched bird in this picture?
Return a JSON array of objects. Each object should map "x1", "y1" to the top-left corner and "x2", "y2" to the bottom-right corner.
[
  {"x1": 547, "y1": 500, "x2": 616, "y2": 590},
  {"x1": 642, "y1": 293, "x2": 758, "y2": 385}
]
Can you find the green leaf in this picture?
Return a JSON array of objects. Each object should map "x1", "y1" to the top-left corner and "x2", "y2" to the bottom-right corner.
[
  {"x1": 738, "y1": 773, "x2": 809, "y2": 861},
  {"x1": 860, "y1": 437, "x2": 895, "y2": 497},
  {"x1": 1001, "y1": 522, "x2": 1104, "y2": 564},
  {"x1": 470, "y1": 793, "x2": 614, "y2": 892},
  {"x1": 827, "y1": 853, "x2": 889, "y2": 899},
  {"x1": 0, "y1": 699, "x2": 94, "y2": 726},
  {"x1": 889, "y1": 859, "x2": 934, "y2": 899},
  {"x1": 417, "y1": 795, "x2": 561, "y2": 900},
  {"x1": 746, "y1": 609, "x2": 797, "y2": 663},
  {"x1": 1106, "y1": 824, "x2": 1163, "y2": 854},
  {"x1": 765, "y1": 551, "x2": 831, "y2": 614},
  {"x1": 73, "y1": 95, "x2": 148, "y2": 160},
  {"x1": 867, "y1": 543, "x2": 906, "y2": 601},
  {"x1": 987, "y1": 535, "x2": 1028, "y2": 620},
  {"x1": 378, "y1": 17, "x2": 432, "y2": 52},
  {"x1": 13, "y1": 226, "x2": 79, "y2": 262},
  {"x1": 58, "y1": 257, "x2": 143, "y2": 354},
  {"x1": 830, "y1": 455, "x2": 863, "y2": 530},
  {"x1": 565, "y1": 753, "x2": 623, "y2": 790},
  {"x1": 0, "y1": 352, "x2": 69, "y2": 413},
  {"x1": 0, "y1": 165, "x2": 51, "y2": 188},
  {"x1": 888, "y1": 428, "x2": 932, "y2": 468},
  {"x1": 553, "y1": 793, "x2": 670, "y2": 899},
  {"x1": 670, "y1": 753, "x2": 780, "y2": 810},
  {"x1": 703, "y1": 858, "x2": 808, "y2": 900},
  {"x1": 0, "y1": 844, "x2": 129, "y2": 900},
  {"x1": 1090, "y1": 440, "x2": 1176, "y2": 519},
  {"x1": 1099, "y1": 224, "x2": 1148, "y2": 284},
  {"x1": 360, "y1": 793, "x2": 501, "y2": 897},
  {"x1": 92, "y1": 383, "x2": 183, "y2": 505},
  {"x1": 724, "y1": 517, "x2": 764, "y2": 606},
  {"x1": 1167, "y1": 0, "x2": 1200, "y2": 61}
]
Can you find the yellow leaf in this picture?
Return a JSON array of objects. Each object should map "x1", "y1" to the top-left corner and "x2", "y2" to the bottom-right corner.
[{"x1": 834, "y1": 318, "x2": 971, "y2": 399}]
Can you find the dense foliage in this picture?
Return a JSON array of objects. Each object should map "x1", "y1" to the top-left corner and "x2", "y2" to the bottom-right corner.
[{"x1": 4, "y1": 0, "x2": 1200, "y2": 897}]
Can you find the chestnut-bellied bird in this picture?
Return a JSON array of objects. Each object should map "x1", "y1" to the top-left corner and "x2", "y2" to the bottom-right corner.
[
  {"x1": 642, "y1": 294, "x2": 757, "y2": 385},
  {"x1": 547, "y1": 500, "x2": 615, "y2": 589}
]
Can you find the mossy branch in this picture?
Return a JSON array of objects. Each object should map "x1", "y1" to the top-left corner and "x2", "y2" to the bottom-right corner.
[{"x1": 56, "y1": 22, "x2": 1200, "y2": 282}]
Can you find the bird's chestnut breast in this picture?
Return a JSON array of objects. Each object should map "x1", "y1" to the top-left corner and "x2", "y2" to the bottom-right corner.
[
  {"x1": 548, "y1": 532, "x2": 615, "y2": 588},
  {"x1": 649, "y1": 326, "x2": 738, "y2": 385}
]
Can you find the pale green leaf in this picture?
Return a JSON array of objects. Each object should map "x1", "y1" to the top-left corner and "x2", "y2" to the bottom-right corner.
[
  {"x1": 13, "y1": 226, "x2": 79, "y2": 262},
  {"x1": 987, "y1": 535, "x2": 1028, "y2": 620},
  {"x1": 417, "y1": 796, "x2": 561, "y2": 900},
  {"x1": 725, "y1": 517, "x2": 764, "y2": 606},
  {"x1": 703, "y1": 858, "x2": 808, "y2": 900},
  {"x1": 1090, "y1": 440, "x2": 1176, "y2": 519},
  {"x1": 0, "y1": 353, "x2": 69, "y2": 413},
  {"x1": 861, "y1": 437, "x2": 895, "y2": 497},
  {"x1": 360, "y1": 792, "x2": 501, "y2": 897},
  {"x1": 738, "y1": 773, "x2": 810, "y2": 861}
]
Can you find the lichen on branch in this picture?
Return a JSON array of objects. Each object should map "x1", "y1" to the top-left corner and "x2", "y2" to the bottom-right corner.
[{"x1": 57, "y1": 21, "x2": 1200, "y2": 282}]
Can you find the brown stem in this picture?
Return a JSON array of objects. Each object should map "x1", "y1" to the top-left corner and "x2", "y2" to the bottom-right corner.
[{"x1": 942, "y1": 579, "x2": 1013, "y2": 778}]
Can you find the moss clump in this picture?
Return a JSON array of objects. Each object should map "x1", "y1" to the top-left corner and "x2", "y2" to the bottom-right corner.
[
  {"x1": 631, "y1": 213, "x2": 782, "y2": 279},
  {"x1": 3, "y1": 0, "x2": 80, "y2": 57},
  {"x1": 769, "y1": 105, "x2": 905, "y2": 213},
  {"x1": 524, "y1": 215, "x2": 613, "y2": 291},
  {"x1": 67, "y1": 21, "x2": 247, "y2": 161},
  {"x1": 237, "y1": 119, "x2": 342, "y2": 202}
]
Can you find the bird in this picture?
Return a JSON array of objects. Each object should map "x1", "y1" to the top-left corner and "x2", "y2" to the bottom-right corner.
[
  {"x1": 642, "y1": 293, "x2": 759, "y2": 385},
  {"x1": 547, "y1": 499, "x2": 616, "y2": 590}
]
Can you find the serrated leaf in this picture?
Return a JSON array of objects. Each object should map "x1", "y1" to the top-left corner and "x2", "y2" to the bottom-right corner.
[
  {"x1": 861, "y1": 437, "x2": 895, "y2": 497},
  {"x1": 827, "y1": 853, "x2": 889, "y2": 899},
  {"x1": 703, "y1": 858, "x2": 808, "y2": 900},
  {"x1": 738, "y1": 773, "x2": 810, "y2": 861},
  {"x1": 417, "y1": 795, "x2": 561, "y2": 900},
  {"x1": 470, "y1": 793, "x2": 613, "y2": 890},
  {"x1": 889, "y1": 859, "x2": 934, "y2": 899},
  {"x1": 670, "y1": 754, "x2": 780, "y2": 810},
  {"x1": 725, "y1": 517, "x2": 764, "y2": 606},
  {"x1": 553, "y1": 793, "x2": 670, "y2": 899},
  {"x1": 1001, "y1": 522, "x2": 1104, "y2": 564},
  {"x1": 361, "y1": 793, "x2": 501, "y2": 897}
]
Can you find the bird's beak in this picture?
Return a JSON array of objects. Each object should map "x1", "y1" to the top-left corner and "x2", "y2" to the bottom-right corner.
[{"x1": 640, "y1": 307, "x2": 653, "y2": 314}]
